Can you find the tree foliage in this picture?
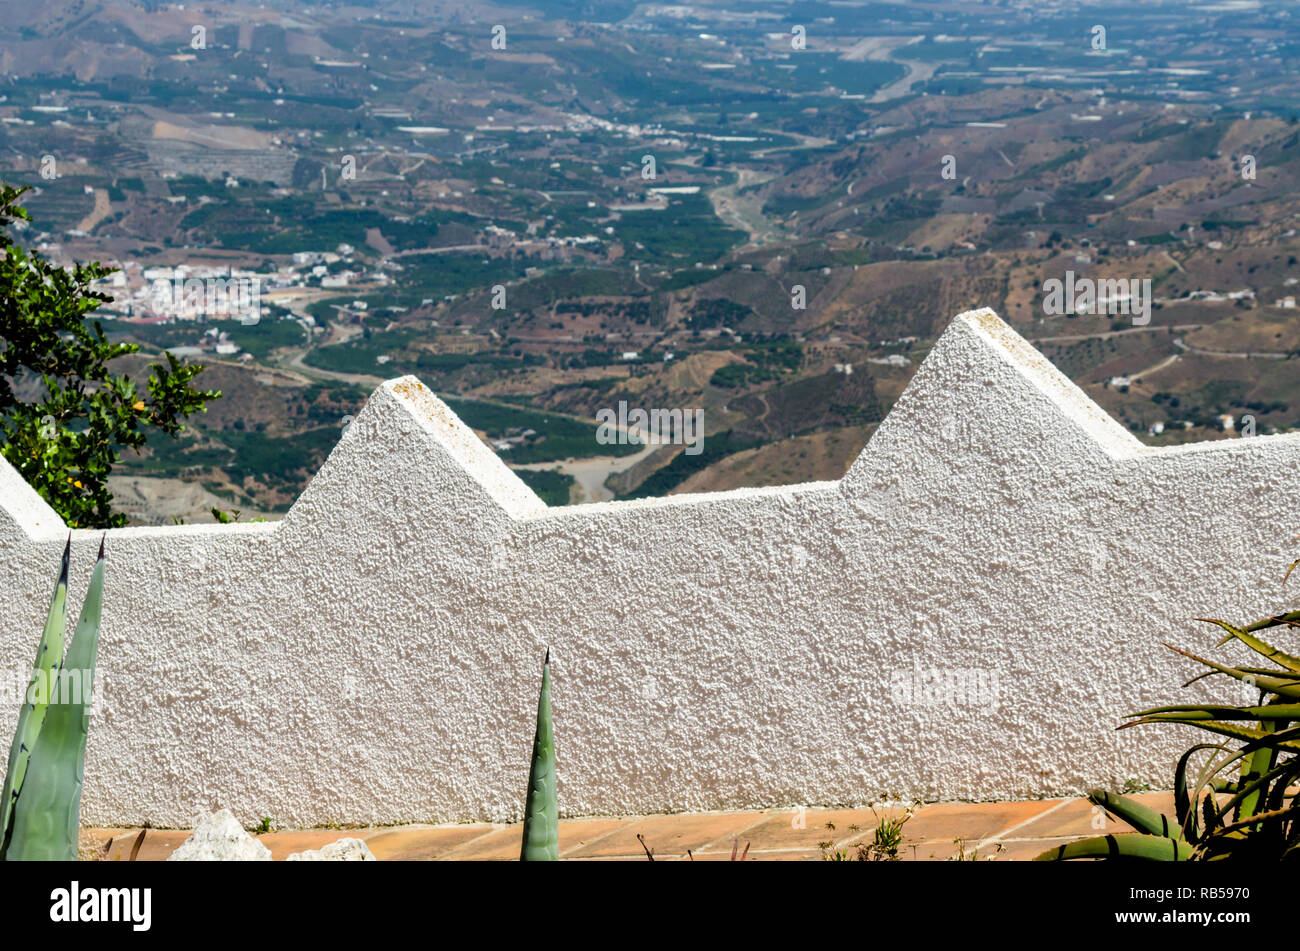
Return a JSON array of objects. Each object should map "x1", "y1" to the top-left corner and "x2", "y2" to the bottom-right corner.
[{"x1": 0, "y1": 183, "x2": 221, "y2": 527}]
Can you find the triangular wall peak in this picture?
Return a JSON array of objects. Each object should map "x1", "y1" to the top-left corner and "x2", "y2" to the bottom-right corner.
[
  {"x1": 841, "y1": 308, "x2": 1142, "y2": 497},
  {"x1": 0, "y1": 452, "x2": 65, "y2": 544},
  {"x1": 281, "y1": 376, "x2": 547, "y2": 534}
]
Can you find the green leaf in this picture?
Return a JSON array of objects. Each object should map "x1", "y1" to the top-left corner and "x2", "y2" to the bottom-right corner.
[
  {"x1": 1125, "y1": 716, "x2": 1300, "y2": 752},
  {"x1": 1199, "y1": 618, "x2": 1300, "y2": 673},
  {"x1": 1219, "y1": 758, "x2": 1300, "y2": 823},
  {"x1": 1236, "y1": 719, "x2": 1278, "y2": 823},
  {"x1": 1087, "y1": 789, "x2": 1184, "y2": 840},
  {"x1": 1128, "y1": 703, "x2": 1300, "y2": 721},
  {"x1": 520, "y1": 650, "x2": 558, "y2": 862},
  {"x1": 1173, "y1": 743, "x2": 1237, "y2": 842},
  {"x1": 6, "y1": 539, "x2": 105, "y2": 861},
  {"x1": 1245, "y1": 611, "x2": 1300, "y2": 635},
  {"x1": 1164, "y1": 644, "x2": 1300, "y2": 699},
  {"x1": 1033, "y1": 834, "x2": 1192, "y2": 861},
  {"x1": 0, "y1": 537, "x2": 69, "y2": 860}
]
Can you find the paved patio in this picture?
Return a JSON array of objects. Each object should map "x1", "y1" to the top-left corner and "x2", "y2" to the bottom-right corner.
[{"x1": 82, "y1": 793, "x2": 1172, "y2": 861}]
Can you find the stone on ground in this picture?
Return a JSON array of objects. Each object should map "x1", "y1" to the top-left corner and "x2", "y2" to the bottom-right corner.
[
  {"x1": 167, "y1": 809, "x2": 272, "y2": 861},
  {"x1": 286, "y1": 838, "x2": 376, "y2": 861}
]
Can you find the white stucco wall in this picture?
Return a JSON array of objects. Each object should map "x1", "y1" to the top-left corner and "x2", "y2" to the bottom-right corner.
[{"x1": 0, "y1": 308, "x2": 1294, "y2": 827}]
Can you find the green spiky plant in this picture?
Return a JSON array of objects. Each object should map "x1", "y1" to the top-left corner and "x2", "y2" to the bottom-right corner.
[
  {"x1": 520, "y1": 649, "x2": 558, "y2": 861},
  {"x1": 818, "y1": 800, "x2": 921, "y2": 861},
  {"x1": 1, "y1": 536, "x2": 106, "y2": 861},
  {"x1": 1036, "y1": 594, "x2": 1300, "y2": 862}
]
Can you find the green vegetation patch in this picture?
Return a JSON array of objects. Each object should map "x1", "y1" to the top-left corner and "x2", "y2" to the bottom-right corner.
[
  {"x1": 619, "y1": 431, "x2": 762, "y2": 499},
  {"x1": 513, "y1": 467, "x2": 575, "y2": 506},
  {"x1": 613, "y1": 195, "x2": 744, "y2": 266},
  {"x1": 440, "y1": 395, "x2": 639, "y2": 464}
]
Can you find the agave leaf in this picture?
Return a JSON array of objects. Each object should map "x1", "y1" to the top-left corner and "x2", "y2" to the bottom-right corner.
[
  {"x1": 1245, "y1": 610, "x2": 1300, "y2": 634},
  {"x1": 519, "y1": 649, "x2": 558, "y2": 861},
  {"x1": 6, "y1": 539, "x2": 105, "y2": 862},
  {"x1": 1181, "y1": 668, "x2": 1300, "y2": 691},
  {"x1": 0, "y1": 538, "x2": 70, "y2": 860},
  {"x1": 1123, "y1": 716, "x2": 1300, "y2": 752},
  {"x1": 1271, "y1": 761, "x2": 1300, "y2": 815},
  {"x1": 1221, "y1": 757, "x2": 1300, "y2": 822},
  {"x1": 1269, "y1": 778, "x2": 1292, "y2": 814},
  {"x1": 1130, "y1": 715, "x2": 1300, "y2": 740},
  {"x1": 1238, "y1": 723, "x2": 1300, "y2": 750},
  {"x1": 1236, "y1": 719, "x2": 1278, "y2": 823},
  {"x1": 1087, "y1": 789, "x2": 1184, "y2": 840},
  {"x1": 1173, "y1": 743, "x2": 1235, "y2": 842},
  {"x1": 1127, "y1": 704, "x2": 1300, "y2": 721},
  {"x1": 1196, "y1": 828, "x2": 1253, "y2": 861},
  {"x1": 1164, "y1": 644, "x2": 1300, "y2": 699},
  {"x1": 1033, "y1": 834, "x2": 1191, "y2": 861},
  {"x1": 1204, "y1": 802, "x2": 1300, "y2": 839},
  {"x1": 1203, "y1": 788, "x2": 1222, "y2": 835},
  {"x1": 1228, "y1": 666, "x2": 1300, "y2": 681},
  {"x1": 1200, "y1": 618, "x2": 1300, "y2": 673}
]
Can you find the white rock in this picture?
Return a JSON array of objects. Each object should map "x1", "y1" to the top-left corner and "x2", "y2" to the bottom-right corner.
[
  {"x1": 286, "y1": 838, "x2": 375, "y2": 861},
  {"x1": 167, "y1": 809, "x2": 271, "y2": 861}
]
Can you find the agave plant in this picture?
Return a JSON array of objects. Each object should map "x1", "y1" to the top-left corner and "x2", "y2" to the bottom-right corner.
[
  {"x1": 519, "y1": 649, "x2": 558, "y2": 861},
  {"x1": 1, "y1": 536, "x2": 106, "y2": 861},
  {"x1": 1036, "y1": 599, "x2": 1300, "y2": 861}
]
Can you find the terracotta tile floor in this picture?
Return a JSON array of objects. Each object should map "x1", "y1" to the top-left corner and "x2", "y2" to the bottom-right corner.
[{"x1": 85, "y1": 795, "x2": 1157, "y2": 861}]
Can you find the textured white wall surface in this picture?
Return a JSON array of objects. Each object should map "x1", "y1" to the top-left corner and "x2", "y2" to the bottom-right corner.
[{"x1": 0, "y1": 308, "x2": 1295, "y2": 827}]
